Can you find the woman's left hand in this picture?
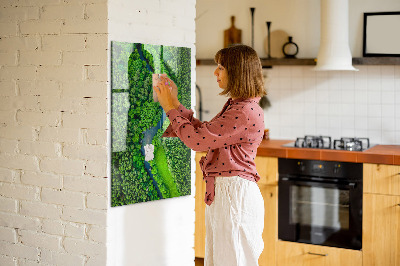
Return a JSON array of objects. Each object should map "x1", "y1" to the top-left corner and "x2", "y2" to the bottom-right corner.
[{"x1": 153, "y1": 76, "x2": 175, "y2": 113}]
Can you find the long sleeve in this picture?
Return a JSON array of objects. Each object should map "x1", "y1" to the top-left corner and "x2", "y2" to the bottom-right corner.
[
  {"x1": 165, "y1": 105, "x2": 249, "y2": 152},
  {"x1": 162, "y1": 104, "x2": 202, "y2": 138}
]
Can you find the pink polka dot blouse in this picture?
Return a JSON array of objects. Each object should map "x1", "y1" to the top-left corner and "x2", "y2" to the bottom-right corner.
[{"x1": 162, "y1": 97, "x2": 265, "y2": 205}]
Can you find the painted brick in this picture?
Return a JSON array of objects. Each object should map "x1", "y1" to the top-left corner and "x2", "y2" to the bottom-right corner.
[
  {"x1": 87, "y1": 225, "x2": 106, "y2": 243},
  {"x1": 85, "y1": 129, "x2": 107, "y2": 145},
  {"x1": 63, "y1": 50, "x2": 107, "y2": 65},
  {"x1": 61, "y1": 207, "x2": 106, "y2": 226},
  {"x1": 20, "y1": 200, "x2": 61, "y2": 219},
  {"x1": 37, "y1": 66, "x2": 83, "y2": 82},
  {"x1": 38, "y1": 127, "x2": 79, "y2": 143},
  {"x1": 84, "y1": 160, "x2": 106, "y2": 177},
  {"x1": 64, "y1": 175, "x2": 107, "y2": 195},
  {"x1": 0, "y1": 254, "x2": 16, "y2": 266},
  {"x1": 0, "y1": 226, "x2": 17, "y2": 243},
  {"x1": 40, "y1": 158, "x2": 84, "y2": 176},
  {"x1": 17, "y1": 111, "x2": 61, "y2": 127},
  {"x1": 42, "y1": 34, "x2": 85, "y2": 51},
  {"x1": 85, "y1": 3, "x2": 108, "y2": 20},
  {"x1": 18, "y1": 259, "x2": 43, "y2": 266},
  {"x1": 0, "y1": 154, "x2": 38, "y2": 171},
  {"x1": 0, "y1": 196, "x2": 17, "y2": 213},
  {"x1": 61, "y1": 80, "x2": 107, "y2": 98},
  {"x1": 0, "y1": 66, "x2": 37, "y2": 81},
  {"x1": 40, "y1": 249, "x2": 85, "y2": 266},
  {"x1": 86, "y1": 255, "x2": 106, "y2": 266},
  {"x1": 9, "y1": 96, "x2": 40, "y2": 112},
  {"x1": 63, "y1": 144, "x2": 107, "y2": 162},
  {"x1": 0, "y1": 126, "x2": 34, "y2": 141},
  {"x1": 85, "y1": 65, "x2": 107, "y2": 82},
  {"x1": 19, "y1": 140, "x2": 58, "y2": 157},
  {"x1": 0, "y1": 138, "x2": 18, "y2": 154},
  {"x1": 0, "y1": 183, "x2": 39, "y2": 201},
  {"x1": 86, "y1": 193, "x2": 107, "y2": 210},
  {"x1": 0, "y1": 96, "x2": 17, "y2": 111},
  {"x1": 0, "y1": 110, "x2": 16, "y2": 125},
  {"x1": 21, "y1": 171, "x2": 62, "y2": 189},
  {"x1": 0, "y1": 241, "x2": 39, "y2": 261},
  {"x1": 41, "y1": 188, "x2": 85, "y2": 208},
  {"x1": 64, "y1": 222, "x2": 85, "y2": 239},
  {"x1": 19, "y1": 230, "x2": 61, "y2": 251},
  {"x1": 19, "y1": 51, "x2": 62, "y2": 66},
  {"x1": 85, "y1": 34, "x2": 108, "y2": 52},
  {"x1": 3, "y1": 0, "x2": 62, "y2": 6},
  {"x1": 41, "y1": 4, "x2": 84, "y2": 20},
  {"x1": 0, "y1": 36, "x2": 40, "y2": 52},
  {"x1": 63, "y1": 113, "x2": 107, "y2": 129},
  {"x1": 63, "y1": 237, "x2": 106, "y2": 257},
  {"x1": 0, "y1": 51, "x2": 17, "y2": 65},
  {"x1": 18, "y1": 80, "x2": 60, "y2": 97},
  {"x1": 0, "y1": 81, "x2": 16, "y2": 96},
  {"x1": 41, "y1": 219, "x2": 64, "y2": 236},
  {"x1": 62, "y1": 19, "x2": 107, "y2": 34},
  {"x1": 20, "y1": 21, "x2": 61, "y2": 35},
  {"x1": 38, "y1": 96, "x2": 83, "y2": 113},
  {"x1": 0, "y1": 168, "x2": 15, "y2": 183},
  {"x1": 0, "y1": 212, "x2": 41, "y2": 231},
  {"x1": 0, "y1": 7, "x2": 39, "y2": 22}
]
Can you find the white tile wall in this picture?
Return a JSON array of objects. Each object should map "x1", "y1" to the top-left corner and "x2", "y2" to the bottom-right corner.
[{"x1": 196, "y1": 65, "x2": 400, "y2": 145}]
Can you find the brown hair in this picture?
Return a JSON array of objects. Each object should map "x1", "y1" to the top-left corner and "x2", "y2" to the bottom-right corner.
[{"x1": 214, "y1": 44, "x2": 266, "y2": 99}]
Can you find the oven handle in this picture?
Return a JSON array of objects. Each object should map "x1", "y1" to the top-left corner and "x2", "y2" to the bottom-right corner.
[{"x1": 280, "y1": 177, "x2": 357, "y2": 189}]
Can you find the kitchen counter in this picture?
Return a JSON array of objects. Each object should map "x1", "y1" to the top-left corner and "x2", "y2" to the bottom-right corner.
[{"x1": 257, "y1": 139, "x2": 400, "y2": 165}]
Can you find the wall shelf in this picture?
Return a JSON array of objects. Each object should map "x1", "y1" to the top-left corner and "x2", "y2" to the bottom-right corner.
[{"x1": 196, "y1": 57, "x2": 400, "y2": 67}]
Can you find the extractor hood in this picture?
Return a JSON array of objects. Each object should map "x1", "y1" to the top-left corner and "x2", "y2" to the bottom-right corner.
[{"x1": 314, "y1": 0, "x2": 358, "y2": 71}]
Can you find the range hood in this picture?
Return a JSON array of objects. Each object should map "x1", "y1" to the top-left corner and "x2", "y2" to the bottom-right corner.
[{"x1": 314, "y1": 0, "x2": 358, "y2": 71}]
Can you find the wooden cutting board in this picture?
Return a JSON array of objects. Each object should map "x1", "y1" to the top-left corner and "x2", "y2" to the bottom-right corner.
[{"x1": 224, "y1": 16, "x2": 242, "y2": 48}]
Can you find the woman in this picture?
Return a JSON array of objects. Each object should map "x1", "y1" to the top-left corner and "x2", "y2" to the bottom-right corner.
[{"x1": 154, "y1": 44, "x2": 266, "y2": 266}]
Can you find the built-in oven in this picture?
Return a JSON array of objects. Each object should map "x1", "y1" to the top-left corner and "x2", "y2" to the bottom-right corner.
[{"x1": 278, "y1": 158, "x2": 363, "y2": 250}]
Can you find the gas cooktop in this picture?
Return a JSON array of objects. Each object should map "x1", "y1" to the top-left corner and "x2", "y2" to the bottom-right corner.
[{"x1": 282, "y1": 135, "x2": 375, "y2": 151}]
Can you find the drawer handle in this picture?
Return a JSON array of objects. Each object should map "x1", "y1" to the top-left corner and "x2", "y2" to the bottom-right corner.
[{"x1": 307, "y1": 252, "x2": 328, "y2": 256}]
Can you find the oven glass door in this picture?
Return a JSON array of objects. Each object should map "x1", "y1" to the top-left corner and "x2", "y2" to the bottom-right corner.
[{"x1": 278, "y1": 177, "x2": 362, "y2": 250}]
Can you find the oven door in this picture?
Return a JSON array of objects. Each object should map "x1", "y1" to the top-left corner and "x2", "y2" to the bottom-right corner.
[{"x1": 278, "y1": 176, "x2": 362, "y2": 250}]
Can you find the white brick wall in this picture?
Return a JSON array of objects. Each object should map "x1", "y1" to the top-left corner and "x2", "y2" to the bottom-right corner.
[{"x1": 0, "y1": 0, "x2": 108, "y2": 265}]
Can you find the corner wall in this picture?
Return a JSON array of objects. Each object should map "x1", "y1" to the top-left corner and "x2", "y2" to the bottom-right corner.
[
  {"x1": 0, "y1": 0, "x2": 108, "y2": 265},
  {"x1": 107, "y1": 1, "x2": 196, "y2": 266}
]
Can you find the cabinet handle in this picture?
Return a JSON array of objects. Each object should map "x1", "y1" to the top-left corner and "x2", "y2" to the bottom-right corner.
[{"x1": 307, "y1": 252, "x2": 328, "y2": 256}]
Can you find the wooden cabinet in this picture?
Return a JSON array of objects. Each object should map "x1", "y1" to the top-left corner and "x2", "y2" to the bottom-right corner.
[
  {"x1": 363, "y1": 163, "x2": 400, "y2": 266},
  {"x1": 194, "y1": 152, "x2": 207, "y2": 258},
  {"x1": 258, "y1": 184, "x2": 278, "y2": 266},
  {"x1": 363, "y1": 193, "x2": 400, "y2": 266},
  {"x1": 364, "y1": 163, "x2": 400, "y2": 196},
  {"x1": 276, "y1": 241, "x2": 362, "y2": 266}
]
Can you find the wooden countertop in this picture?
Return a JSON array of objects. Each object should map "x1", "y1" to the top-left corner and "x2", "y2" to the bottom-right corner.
[{"x1": 256, "y1": 139, "x2": 400, "y2": 165}]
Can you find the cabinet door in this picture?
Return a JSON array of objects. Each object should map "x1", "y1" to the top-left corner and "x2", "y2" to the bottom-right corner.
[
  {"x1": 195, "y1": 152, "x2": 207, "y2": 258},
  {"x1": 277, "y1": 241, "x2": 362, "y2": 266},
  {"x1": 363, "y1": 193, "x2": 400, "y2": 266},
  {"x1": 255, "y1": 156, "x2": 278, "y2": 186},
  {"x1": 259, "y1": 185, "x2": 278, "y2": 266},
  {"x1": 364, "y1": 164, "x2": 400, "y2": 196}
]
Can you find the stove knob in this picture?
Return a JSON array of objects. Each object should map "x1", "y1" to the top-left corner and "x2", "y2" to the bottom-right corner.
[{"x1": 334, "y1": 164, "x2": 341, "y2": 174}]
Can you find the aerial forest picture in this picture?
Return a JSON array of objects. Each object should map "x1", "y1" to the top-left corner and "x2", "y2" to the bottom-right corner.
[{"x1": 111, "y1": 41, "x2": 192, "y2": 207}]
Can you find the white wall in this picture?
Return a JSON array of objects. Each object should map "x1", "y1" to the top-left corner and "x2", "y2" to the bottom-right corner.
[
  {"x1": 107, "y1": 1, "x2": 197, "y2": 266},
  {"x1": 196, "y1": 0, "x2": 400, "y2": 58},
  {"x1": 0, "y1": 1, "x2": 108, "y2": 265},
  {"x1": 196, "y1": 0, "x2": 400, "y2": 145}
]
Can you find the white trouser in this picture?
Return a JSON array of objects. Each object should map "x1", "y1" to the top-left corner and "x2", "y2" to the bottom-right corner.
[{"x1": 205, "y1": 176, "x2": 264, "y2": 266}]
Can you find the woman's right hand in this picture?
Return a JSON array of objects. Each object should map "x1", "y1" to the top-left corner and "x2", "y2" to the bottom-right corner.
[{"x1": 160, "y1": 76, "x2": 180, "y2": 109}]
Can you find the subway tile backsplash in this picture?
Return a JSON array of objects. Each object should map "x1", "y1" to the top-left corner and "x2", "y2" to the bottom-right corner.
[{"x1": 196, "y1": 65, "x2": 400, "y2": 145}]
